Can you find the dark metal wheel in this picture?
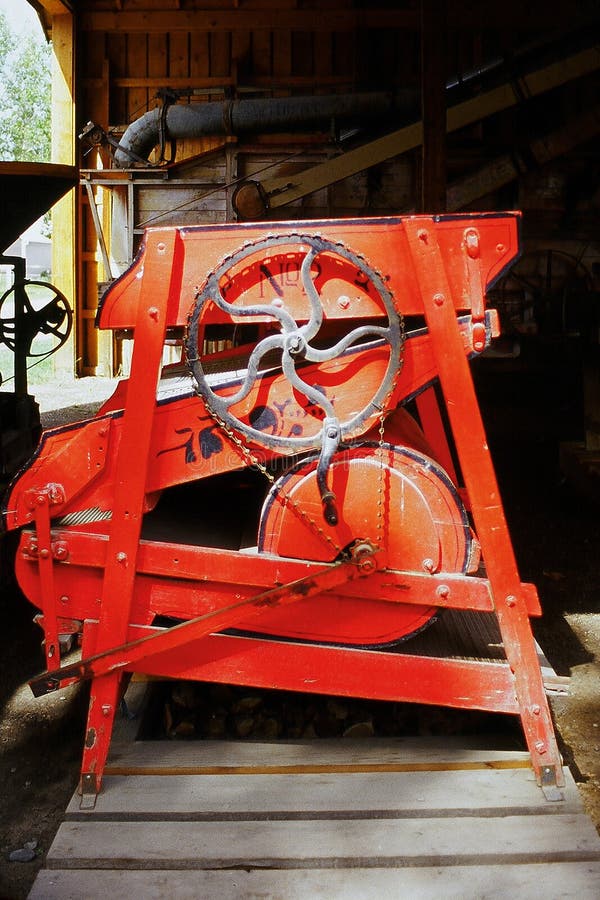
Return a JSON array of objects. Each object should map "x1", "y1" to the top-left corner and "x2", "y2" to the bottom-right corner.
[
  {"x1": 0, "y1": 280, "x2": 72, "y2": 357},
  {"x1": 186, "y1": 234, "x2": 404, "y2": 523}
]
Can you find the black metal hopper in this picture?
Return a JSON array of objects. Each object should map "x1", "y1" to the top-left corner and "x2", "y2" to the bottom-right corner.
[{"x1": 0, "y1": 161, "x2": 78, "y2": 252}]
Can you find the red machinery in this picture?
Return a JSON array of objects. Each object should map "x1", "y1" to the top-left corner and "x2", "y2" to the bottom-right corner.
[{"x1": 2, "y1": 213, "x2": 564, "y2": 803}]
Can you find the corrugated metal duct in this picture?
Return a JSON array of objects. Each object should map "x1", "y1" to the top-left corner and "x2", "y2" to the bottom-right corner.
[{"x1": 113, "y1": 92, "x2": 414, "y2": 168}]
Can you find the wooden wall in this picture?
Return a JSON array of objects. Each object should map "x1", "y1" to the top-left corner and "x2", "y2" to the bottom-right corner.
[
  {"x1": 76, "y1": 1, "x2": 431, "y2": 373},
  {"x1": 70, "y1": 1, "x2": 599, "y2": 374}
]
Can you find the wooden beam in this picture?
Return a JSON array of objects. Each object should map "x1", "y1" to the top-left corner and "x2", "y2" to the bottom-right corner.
[
  {"x1": 82, "y1": 75, "x2": 352, "y2": 91},
  {"x1": 77, "y1": 4, "x2": 598, "y2": 32},
  {"x1": 259, "y1": 46, "x2": 600, "y2": 210},
  {"x1": 420, "y1": 0, "x2": 446, "y2": 212},
  {"x1": 79, "y1": 10, "x2": 419, "y2": 33},
  {"x1": 446, "y1": 105, "x2": 600, "y2": 210},
  {"x1": 31, "y1": 0, "x2": 73, "y2": 14},
  {"x1": 50, "y1": 12, "x2": 77, "y2": 377}
]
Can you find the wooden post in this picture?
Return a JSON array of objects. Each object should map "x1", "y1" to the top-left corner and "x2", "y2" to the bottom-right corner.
[
  {"x1": 420, "y1": 0, "x2": 447, "y2": 213},
  {"x1": 50, "y1": 11, "x2": 76, "y2": 378}
]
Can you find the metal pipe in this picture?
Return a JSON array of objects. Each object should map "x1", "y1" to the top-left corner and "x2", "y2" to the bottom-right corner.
[{"x1": 113, "y1": 92, "x2": 411, "y2": 168}]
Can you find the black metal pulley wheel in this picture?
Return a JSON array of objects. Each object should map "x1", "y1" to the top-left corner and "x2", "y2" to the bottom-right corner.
[{"x1": 0, "y1": 280, "x2": 72, "y2": 357}]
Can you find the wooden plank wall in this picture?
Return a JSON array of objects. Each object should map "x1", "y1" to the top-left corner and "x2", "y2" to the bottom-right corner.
[{"x1": 74, "y1": 1, "x2": 519, "y2": 374}]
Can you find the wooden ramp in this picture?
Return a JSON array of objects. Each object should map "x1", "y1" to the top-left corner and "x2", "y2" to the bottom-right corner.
[{"x1": 30, "y1": 707, "x2": 600, "y2": 900}]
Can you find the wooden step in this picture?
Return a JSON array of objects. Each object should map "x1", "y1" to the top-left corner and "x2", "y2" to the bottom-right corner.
[{"x1": 29, "y1": 729, "x2": 600, "y2": 899}]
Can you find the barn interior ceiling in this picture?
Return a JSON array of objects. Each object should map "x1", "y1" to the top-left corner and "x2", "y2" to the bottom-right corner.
[{"x1": 13, "y1": 1, "x2": 600, "y2": 387}]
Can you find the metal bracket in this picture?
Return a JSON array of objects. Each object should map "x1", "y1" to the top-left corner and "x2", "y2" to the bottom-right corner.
[
  {"x1": 79, "y1": 772, "x2": 99, "y2": 809},
  {"x1": 540, "y1": 764, "x2": 565, "y2": 802}
]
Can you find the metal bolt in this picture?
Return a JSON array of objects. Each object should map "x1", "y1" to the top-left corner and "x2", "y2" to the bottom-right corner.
[
  {"x1": 465, "y1": 228, "x2": 480, "y2": 258},
  {"x1": 433, "y1": 293, "x2": 445, "y2": 306},
  {"x1": 535, "y1": 741, "x2": 547, "y2": 754},
  {"x1": 60, "y1": 595, "x2": 69, "y2": 604},
  {"x1": 422, "y1": 558, "x2": 435, "y2": 573},
  {"x1": 496, "y1": 243, "x2": 506, "y2": 254},
  {"x1": 157, "y1": 242, "x2": 166, "y2": 253},
  {"x1": 506, "y1": 595, "x2": 517, "y2": 607},
  {"x1": 39, "y1": 548, "x2": 50, "y2": 559},
  {"x1": 148, "y1": 306, "x2": 159, "y2": 320},
  {"x1": 417, "y1": 229, "x2": 429, "y2": 242},
  {"x1": 102, "y1": 705, "x2": 113, "y2": 717},
  {"x1": 48, "y1": 485, "x2": 65, "y2": 504},
  {"x1": 358, "y1": 556, "x2": 376, "y2": 574},
  {"x1": 436, "y1": 584, "x2": 450, "y2": 600},
  {"x1": 531, "y1": 705, "x2": 541, "y2": 716},
  {"x1": 36, "y1": 495, "x2": 46, "y2": 506},
  {"x1": 116, "y1": 551, "x2": 127, "y2": 563},
  {"x1": 338, "y1": 295, "x2": 351, "y2": 309}
]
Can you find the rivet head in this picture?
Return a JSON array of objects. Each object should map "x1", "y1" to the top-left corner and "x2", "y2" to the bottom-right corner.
[
  {"x1": 433, "y1": 293, "x2": 445, "y2": 306},
  {"x1": 436, "y1": 584, "x2": 450, "y2": 599},
  {"x1": 506, "y1": 594, "x2": 517, "y2": 607}
]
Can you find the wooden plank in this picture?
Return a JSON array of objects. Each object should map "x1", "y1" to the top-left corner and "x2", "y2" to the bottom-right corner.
[
  {"x1": 78, "y1": 6, "x2": 598, "y2": 33},
  {"x1": 189, "y1": 31, "x2": 210, "y2": 82},
  {"x1": 210, "y1": 31, "x2": 231, "y2": 78},
  {"x1": 273, "y1": 30, "x2": 292, "y2": 80},
  {"x1": 292, "y1": 31, "x2": 314, "y2": 78},
  {"x1": 263, "y1": 47, "x2": 600, "y2": 209},
  {"x1": 420, "y1": 0, "x2": 447, "y2": 212},
  {"x1": 252, "y1": 30, "x2": 272, "y2": 77},
  {"x1": 105, "y1": 32, "x2": 128, "y2": 126},
  {"x1": 29, "y1": 862, "x2": 600, "y2": 900},
  {"x1": 106, "y1": 735, "x2": 534, "y2": 772},
  {"x1": 46, "y1": 814, "x2": 600, "y2": 868},
  {"x1": 92, "y1": 74, "x2": 351, "y2": 89},
  {"x1": 65, "y1": 768, "x2": 583, "y2": 819},
  {"x1": 79, "y1": 11, "x2": 422, "y2": 34},
  {"x1": 148, "y1": 32, "x2": 168, "y2": 88},
  {"x1": 314, "y1": 30, "x2": 333, "y2": 79}
]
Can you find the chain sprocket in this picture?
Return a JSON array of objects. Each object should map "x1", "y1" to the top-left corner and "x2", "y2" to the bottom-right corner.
[{"x1": 185, "y1": 233, "x2": 404, "y2": 524}]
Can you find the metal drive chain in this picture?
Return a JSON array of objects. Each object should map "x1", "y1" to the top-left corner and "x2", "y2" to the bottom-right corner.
[
  {"x1": 200, "y1": 393, "x2": 344, "y2": 557},
  {"x1": 375, "y1": 328, "x2": 405, "y2": 551}
]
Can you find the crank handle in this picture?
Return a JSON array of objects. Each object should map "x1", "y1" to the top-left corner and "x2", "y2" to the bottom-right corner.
[{"x1": 317, "y1": 417, "x2": 341, "y2": 525}]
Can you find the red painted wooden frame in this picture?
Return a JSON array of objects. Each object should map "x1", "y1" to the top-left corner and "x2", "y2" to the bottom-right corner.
[{"x1": 3, "y1": 213, "x2": 564, "y2": 801}]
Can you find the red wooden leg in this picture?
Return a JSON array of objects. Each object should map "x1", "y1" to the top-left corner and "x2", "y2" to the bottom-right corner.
[{"x1": 405, "y1": 218, "x2": 564, "y2": 792}]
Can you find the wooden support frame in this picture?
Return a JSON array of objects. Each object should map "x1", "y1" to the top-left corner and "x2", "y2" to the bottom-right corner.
[{"x1": 5, "y1": 213, "x2": 564, "y2": 801}]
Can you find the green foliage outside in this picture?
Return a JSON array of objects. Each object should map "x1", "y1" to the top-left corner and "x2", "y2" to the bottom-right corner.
[
  {"x1": 0, "y1": 13, "x2": 54, "y2": 387},
  {"x1": 0, "y1": 11, "x2": 51, "y2": 162}
]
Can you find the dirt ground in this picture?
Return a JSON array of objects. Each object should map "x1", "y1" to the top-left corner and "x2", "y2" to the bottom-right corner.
[{"x1": 1, "y1": 349, "x2": 599, "y2": 899}]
